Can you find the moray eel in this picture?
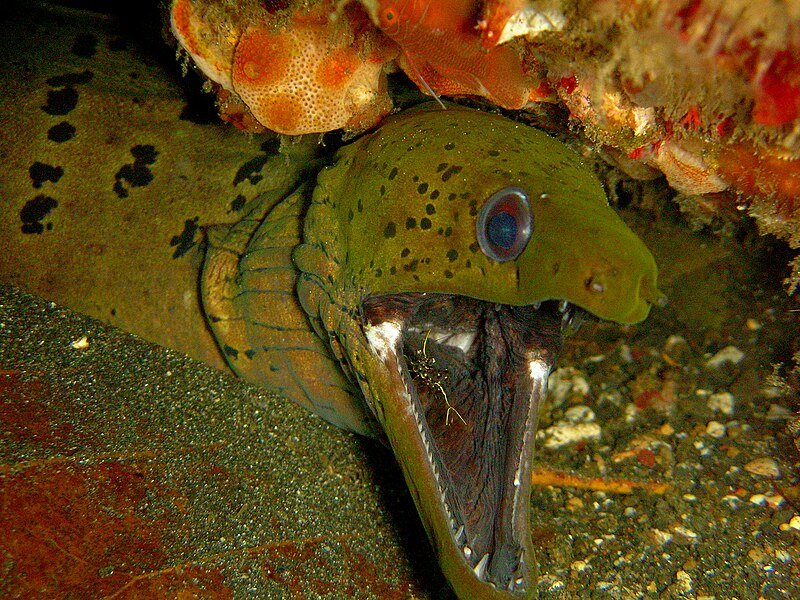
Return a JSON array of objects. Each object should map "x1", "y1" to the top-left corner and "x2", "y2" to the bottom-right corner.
[{"x1": 202, "y1": 103, "x2": 663, "y2": 599}]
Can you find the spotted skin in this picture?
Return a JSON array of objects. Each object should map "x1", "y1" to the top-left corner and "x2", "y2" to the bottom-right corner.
[{"x1": 207, "y1": 103, "x2": 662, "y2": 600}]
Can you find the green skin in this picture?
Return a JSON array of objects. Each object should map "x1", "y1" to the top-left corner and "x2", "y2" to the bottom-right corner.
[{"x1": 203, "y1": 103, "x2": 663, "y2": 599}]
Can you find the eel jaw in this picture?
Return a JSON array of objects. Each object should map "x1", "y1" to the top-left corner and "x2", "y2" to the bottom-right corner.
[{"x1": 361, "y1": 294, "x2": 569, "y2": 598}]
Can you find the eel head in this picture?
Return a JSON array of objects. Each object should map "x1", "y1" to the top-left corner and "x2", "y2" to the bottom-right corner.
[{"x1": 294, "y1": 104, "x2": 663, "y2": 598}]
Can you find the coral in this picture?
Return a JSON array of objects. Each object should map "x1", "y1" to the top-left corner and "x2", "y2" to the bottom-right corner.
[{"x1": 170, "y1": 0, "x2": 397, "y2": 135}]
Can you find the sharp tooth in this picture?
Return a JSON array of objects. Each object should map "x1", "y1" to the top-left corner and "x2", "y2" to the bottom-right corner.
[
  {"x1": 454, "y1": 525, "x2": 464, "y2": 542},
  {"x1": 514, "y1": 468, "x2": 521, "y2": 486},
  {"x1": 559, "y1": 299, "x2": 569, "y2": 313},
  {"x1": 473, "y1": 553, "x2": 490, "y2": 580},
  {"x1": 515, "y1": 577, "x2": 524, "y2": 586},
  {"x1": 463, "y1": 545, "x2": 472, "y2": 560},
  {"x1": 533, "y1": 301, "x2": 541, "y2": 310}
]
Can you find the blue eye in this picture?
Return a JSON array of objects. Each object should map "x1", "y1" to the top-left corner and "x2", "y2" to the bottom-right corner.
[{"x1": 476, "y1": 187, "x2": 532, "y2": 262}]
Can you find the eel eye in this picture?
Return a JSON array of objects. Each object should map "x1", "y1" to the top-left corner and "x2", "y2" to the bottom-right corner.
[{"x1": 476, "y1": 187, "x2": 532, "y2": 262}]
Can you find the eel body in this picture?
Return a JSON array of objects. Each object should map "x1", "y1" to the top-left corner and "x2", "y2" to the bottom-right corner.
[{"x1": 201, "y1": 103, "x2": 662, "y2": 599}]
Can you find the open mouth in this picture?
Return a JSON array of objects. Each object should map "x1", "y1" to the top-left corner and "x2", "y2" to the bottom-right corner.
[{"x1": 362, "y1": 292, "x2": 580, "y2": 593}]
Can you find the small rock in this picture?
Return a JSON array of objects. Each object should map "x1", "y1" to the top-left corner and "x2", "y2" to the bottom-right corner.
[
  {"x1": 563, "y1": 405, "x2": 596, "y2": 423},
  {"x1": 547, "y1": 367, "x2": 591, "y2": 406},
  {"x1": 70, "y1": 335, "x2": 90, "y2": 349},
  {"x1": 707, "y1": 392, "x2": 735, "y2": 415},
  {"x1": 780, "y1": 515, "x2": 800, "y2": 531},
  {"x1": 539, "y1": 422, "x2": 601, "y2": 450},
  {"x1": 705, "y1": 346, "x2": 745, "y2": 369},
  {"x1": 720, "y1": 495, "x2": 742, "y2": 509},
  {"x1": 675, "y1": 569, "x2": 693, "y2": 593},
  {"x1": 651, "y1": 528, "x2": 673, "y2": 547},
  {"x1": 744, "y1": 457, "x2": 781, "y2": 478},
  {"x1": 706, "y1": 420, "x2": 726, "y2": 438},
  {"x1": 745, "y1": 318, "x2": 762, "y2": 330}
]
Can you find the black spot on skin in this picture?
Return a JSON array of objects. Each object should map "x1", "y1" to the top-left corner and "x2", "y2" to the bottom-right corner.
[
  {"x1": 488, "y1": 149, "x2": 500, "y2": 157},
  {"x1": 417, "y1": 182, "x2": 428, "y2": 194},
  {"x1": 390, "y1": 266, "x2": 397, "y2": 275},
  {"x1": 380, "y1": 184, "x2": 386, "y2": 196},
  {"x1": 223, "y1": 345, "x2": 239, "y2": 359},
  {"x1": 384, "y1": 222, "x2": 397, "y2": 238},
  {"x1": 552, "y1": 262, "x2": 560, "y2": 274},
  {"x1": 113, "y1": 144, "x2": 158, "y2": 198},
  {"x1": 42, "y1": 87, "x2": 79, "y2": 116},
  {"x1": 420, "y1": 218, "x2": 432, "y2": 230},
  {"x1": 444, "y1": 226, "x2": 453, "y2": 237},
  {"x1": 169, "y1": 216, "x2": 200, "y2": 259},
  {"x1": 357, "y1": 198, "x2": 363, "y2": 212},
  {"x1": 269, "y1": 363, "x2": 280, "y2": 372},
  {"x1": 403, "y1": 259, "x2": 419, "y2": 272},
  {"x1": 412, "y1": 175, "x2": 419, "y2": 182},
  {"x1": 448, "y1": 192, "x2": 457, "y2": 201},
  {"x1": 436, "y1": 163, "x2": 448, "y2": 172},
  {"x1": 469, "y1": 198, "x2": 478, "y2": 216},
  {"x1": 46, "y1": 71, "x2": 94, "y2": 87},
  {"x1": 245, "y1": 349, "x2": 257, "y2": 359},
  {"x1": 110, "y1": 308, "x2": 116, "y2": 316},
  {"x1": 429, "y1": 189, "x2": 440, "y2": 200},
  {"x1": 469, "y1": 241, "x2": 480, "y2": 253},
  {"x1": 20, "y1": 195, "x2": 58, "y2": 234},
  {"x1": 71, "y1": 34, "x2": 97, "y2": 58},
  {"x1": 444, "y1": 142, "x2": 455, "y2": 150},
  {"x1": 230, "y1": 194, "x2": 246, "y2": 212},
  {"x1": 441, "y1": 165, "x2": 463, "y2": 182},
  {"x1": 406, "y1": 217, "x2": 416, "y2": 229},
  {"x1": 465, "y1": 259, "x2": 471, "y2": 268},
  {"x1": 29, "y1": 162, "x2": 64, "y2": 188},
  {"x1": 446, "y1": 249, "x2": 458, "y2": 262},
  {"x1": 401, "y1": 248, "x2": 410, "y2": 258},
  {"x1": 375, "y1": 268, "x2": 382, "y2": 277},
  {"x1": 348, "y1": 209, "x2": 354, "y2": 222},
  {"x1": 47, "y1": 121, "x2": 76, "y2": 143},
  {"x1": 444, "y1": 270, "x2": 453, "y2": 278},
  {"x1": 425, "y1": 203, "x2": 436, "y2": 215},
  {"x1": 388, "y1": 167, "x2": 398, "y2": 180}
]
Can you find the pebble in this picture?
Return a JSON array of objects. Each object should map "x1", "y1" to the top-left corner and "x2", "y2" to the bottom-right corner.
[
  {"x1": 743, "y1": 457, "x2": 781, "y2": 478},
  {"x1": 539, "y1": 422, "x2": 601, "y2": 450},
  {"x1": 720, "y1": 495, "x2": 742, "y2": 509},
  {"x1": 651, "y1": 528, "x2": 673, "y2": 547},
  {"x1": 705, "y1": 346, "x2": 745, "y2": 369},
  {"x1": 746, "y1": 318, "x2": 762, "y2": 330},
  {"x1": 570, "y1": 559, "x2": 591, "y2": 573},
  {"x1": 70, "y1": 335, "x2": 90, "y2": 349},
  {"x1": 707, "y1": 391, "x2": 735, "y2": 415},
  {"x1": 706, "y1": 420, "x2": 726, "y2": 438},
  {"x1": 779, "y1": 515, "x2": 800, "y2": 531},
  {"x1": 675, "y1": 569, "x2": 693, "y2": 593},
  {"x1": 547, "y1": 367, "x2": 591, "y2": 405}
]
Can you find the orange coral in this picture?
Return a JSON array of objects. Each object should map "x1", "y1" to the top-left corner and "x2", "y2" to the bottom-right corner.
[
  {"x1": 170, "y1": 0, "x2": 397, "y2": 135},
  {"x1": 360, "y1": 0, "x2": 539, "y2": 109}
]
